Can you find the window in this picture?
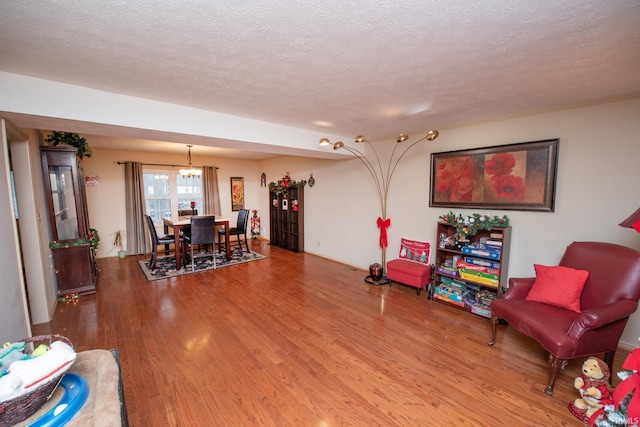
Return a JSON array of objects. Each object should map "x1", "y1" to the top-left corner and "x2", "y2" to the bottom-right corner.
[{"x1": 143, "y1": 169, "x2": 202, "y2": 225}]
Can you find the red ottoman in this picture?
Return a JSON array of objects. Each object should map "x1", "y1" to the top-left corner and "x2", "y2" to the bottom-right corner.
[{"x1": 386, "y1": 238, "x2": 432, "y2": 295}]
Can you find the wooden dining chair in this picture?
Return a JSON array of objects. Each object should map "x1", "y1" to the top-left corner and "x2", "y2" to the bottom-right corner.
[
  {"x1": 184, "y1": 216, "x2": 216, "y2": 271},
  {"x1": 218, "y1": 209, "x2": 250, "y2": 255},
  {"x1": 145, "y1": 215, "x2": 183, "y2": 269}
]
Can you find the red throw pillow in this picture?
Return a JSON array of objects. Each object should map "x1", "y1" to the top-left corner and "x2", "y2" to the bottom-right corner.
[{"x1": 525, "y1": 264, "x2": 589, "y2": 312}]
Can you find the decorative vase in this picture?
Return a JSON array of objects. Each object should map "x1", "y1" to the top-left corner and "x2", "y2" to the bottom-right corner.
[
  {"x1": 369, "y1": 263, "x2": 383, "y2": 281},
  {"x1": 118, "y1": 251, "x2": 127, "y2": 259}
]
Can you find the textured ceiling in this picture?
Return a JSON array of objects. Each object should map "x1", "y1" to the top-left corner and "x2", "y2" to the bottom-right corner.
[{"x1": 1, "y1": 0, "x2": 639, "y2": 158}]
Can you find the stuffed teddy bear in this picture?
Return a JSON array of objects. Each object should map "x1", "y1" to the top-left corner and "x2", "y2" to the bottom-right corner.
[{"x1": 568, "y1": 356, "x2": 614, "y2": 422}]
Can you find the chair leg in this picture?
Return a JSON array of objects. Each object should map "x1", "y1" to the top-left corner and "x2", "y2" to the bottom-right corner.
[
  {"x1": 243, "y1": 232, "x2": 250, "y2": 253},
  {"x1": 217, "y1": 233, "x2": 224, "y2": 254},
  {"x1": 191, "y1": 245, "x2": 195, "y2": 272},
  {"x1": 150, "y1": 248, "x2": 157, "y2": 269},
  {"x1": 546, "y1": 355, "x2": 565, "y2": 395},
  {"x1": 416, "y1": 287, "x2": 421, "y2": 295},
  {"x1": 604, "y1": 350, "x2": 616, "y2": 385}
]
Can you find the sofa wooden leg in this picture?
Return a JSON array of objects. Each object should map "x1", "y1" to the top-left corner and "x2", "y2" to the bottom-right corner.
[
  {"x1": 416, "y1": 288, "x2": 421, "y2": 295},
  {"x1": 545, "y1": 355, "x2": 564, "y2": 395}
]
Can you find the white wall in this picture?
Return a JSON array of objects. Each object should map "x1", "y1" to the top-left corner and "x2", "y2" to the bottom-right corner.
[
  {"x1": 0, "y1": 120, "x2": 31, "y2": 340},
  {"x1": 259, "y1": 97, "x2": 640, "y2": 348},
  {"x1": 10, "y1": 128, "x2": 58, "y2": 324}
]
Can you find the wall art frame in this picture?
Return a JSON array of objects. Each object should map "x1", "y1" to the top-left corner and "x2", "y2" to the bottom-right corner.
[
  {"x1": 230, "y1": 177, "x2": 245, "y2": 211},
  {"x1": 429, "y1": 138, "x2": 559, "y2": 212}
]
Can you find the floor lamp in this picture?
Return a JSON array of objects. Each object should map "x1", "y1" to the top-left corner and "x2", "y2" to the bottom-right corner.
[
  {"x1": 320, "y1": 130, "x2": 439, "y2": 278},
  {"x1": 619, "y1": 207, "x2": 640, "y2": 233}
]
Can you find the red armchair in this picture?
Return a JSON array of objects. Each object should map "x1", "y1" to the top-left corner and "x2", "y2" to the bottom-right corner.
[{"x1": 488, "y1": 241, "x2": 640, "y2": 395}]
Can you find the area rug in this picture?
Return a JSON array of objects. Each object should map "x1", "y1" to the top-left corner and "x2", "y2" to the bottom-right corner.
[{"x1": 138, "y1": 250, "x2": 267, "y2": 281}]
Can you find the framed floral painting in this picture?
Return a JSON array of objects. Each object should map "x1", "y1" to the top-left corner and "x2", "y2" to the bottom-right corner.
[
  {"x1": 429, "y1": 139, "x2": 559, "y2": 212},
  {"x1": 230, "y1": 177, "x2": 244, "y2": 211}
]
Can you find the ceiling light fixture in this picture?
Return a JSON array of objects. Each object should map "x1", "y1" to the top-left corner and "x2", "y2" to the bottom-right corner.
[
  {"x1": 179, "y1": 145, "x2": 202, "y2": 179},
  {"x1": 319, "y1": 130, "x2": 439, "y2": 270}
]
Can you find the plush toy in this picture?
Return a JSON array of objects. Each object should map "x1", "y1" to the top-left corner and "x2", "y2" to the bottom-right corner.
[
  {"x1": 0, "y1": 342, "x2": 27, "y2": 377},
  {"x1": 568, "y1": 356, "x2": 614, "y2": 423}
]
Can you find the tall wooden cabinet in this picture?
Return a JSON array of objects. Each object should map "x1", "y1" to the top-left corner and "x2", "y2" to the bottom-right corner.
[
  {"x1": 41, "y1": 146, "x2": 98, "y2": 295},
  {"x1": 432, "y1": 221, "x2": 511, "y2": 317},
  {"x1": 269, "y1": 183, "x2": 304, "y2": 252}
]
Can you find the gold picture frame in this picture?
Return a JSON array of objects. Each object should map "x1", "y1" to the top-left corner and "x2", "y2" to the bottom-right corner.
[{"x1": 230, "y1": 177, "x2": 244, "y2": 211}]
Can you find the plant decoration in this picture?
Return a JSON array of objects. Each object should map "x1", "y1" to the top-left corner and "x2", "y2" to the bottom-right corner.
[
  {"x1": 594, "y1": 345, "x2": 640, "y2": 427},
  {"x1": 45, "y1": 131, "x2": 92, "y2": 158},
  {"x1": 112, "y1": 230, "x2": 125, "y2": 251},
  {"x1": 439, "y1": 211, "x2": 510, "y2": 240},
  {"x1": 268, "y1": 173, "x2": 306, "y2": 196},
  {"x1": 49, "y1": 228, "x2": 100, "y2": 251}
]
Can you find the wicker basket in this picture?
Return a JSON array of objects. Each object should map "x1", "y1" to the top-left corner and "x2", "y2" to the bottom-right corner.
[{"x1": 0, "y1": 334, "x2": 74, "y2": 427}]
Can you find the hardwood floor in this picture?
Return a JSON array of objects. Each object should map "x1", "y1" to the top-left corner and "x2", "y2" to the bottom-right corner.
[{"x1": 33, "y1": 239, "x2": 628, "y2": 426}]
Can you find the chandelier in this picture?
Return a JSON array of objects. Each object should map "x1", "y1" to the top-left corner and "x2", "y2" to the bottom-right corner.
[
  {"x1": 179, "y1": 145, "x2": 202, "y2": 179},
  {"x1": 319, "y1": 130, "x2": 439, "y2": 268}
]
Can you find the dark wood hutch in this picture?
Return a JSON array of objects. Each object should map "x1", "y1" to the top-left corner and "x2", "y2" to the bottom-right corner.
[{"x1": 41, "y1": 146, "x2": 97, "y2": 295}]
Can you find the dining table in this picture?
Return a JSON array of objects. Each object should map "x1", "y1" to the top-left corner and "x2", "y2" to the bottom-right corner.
[{"x1": 163, "y1": 215, "x2": 230, "y2": 270}]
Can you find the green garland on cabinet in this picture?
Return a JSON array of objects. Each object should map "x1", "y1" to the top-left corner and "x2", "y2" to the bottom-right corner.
[
  {"x1": 49, "y1": 228, "x2": 100, "y2": 250},
  {"x1": 440, "y1": 212, "x2": 510, "y2": 240}
]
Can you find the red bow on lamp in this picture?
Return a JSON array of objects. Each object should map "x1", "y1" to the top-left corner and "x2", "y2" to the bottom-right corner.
[{"x1": 377, "y1": 217, "x2": 391, "y2": 248}]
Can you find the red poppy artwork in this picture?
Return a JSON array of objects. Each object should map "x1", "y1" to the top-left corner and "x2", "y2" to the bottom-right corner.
[{"x1": 430, "y1": 139, "x2": 558, "y2": 212}]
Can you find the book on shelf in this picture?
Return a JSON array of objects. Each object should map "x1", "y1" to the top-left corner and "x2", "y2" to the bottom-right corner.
[
  {"x1": 438, "y1": 283, "x2": 466, "y2": 296},
  {"x1": 433, "y1": 293, "x2": 465, "y2": 307},
  {"x1": 461, "y1": 245, "x2": 501, "y2": 259},
  {"x1": 437, "y1": 266, "x2": 459, "y2": 277},
  {"x1": 471, "y1": 303, "x2": 491, "y2": 318},
  {"x1": 455, "y1": 261, "x2": 500, "y2": 275},
  {"x1": 463, "y1": 282, "x2": 481, "y2": 291},
  {"x1": 484, "y1": 240, "x2": 502, "y2": 249},
  {"x1": 464, "y1": 257, "x2": 501, "y2": 269},
  {"x1": 440, "y1": 276, "x2": 467, "y2": 288},
  {"x1": 459, "y1": 268, "x2": 499, "y2": 280},
  {"x1": 480, "y1": 237, "x2": 502, "y2": 246},
  {"x1": 459, "y1": 270, "x2": 499, "y2": 287},
  {"x1": 476, "y1": 290, "x2": 497, "y2": 306},
  {"x1": 489, "y1": 232, "x2": 503, "y2": 239},
  {"x1": 438, "y1": 264, "x2": 458, "y2": 273}
]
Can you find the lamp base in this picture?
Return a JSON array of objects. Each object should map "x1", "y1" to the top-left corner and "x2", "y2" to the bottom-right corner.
[{"x1": 364, "y1": 275, "x2": 390, "y2": 286}]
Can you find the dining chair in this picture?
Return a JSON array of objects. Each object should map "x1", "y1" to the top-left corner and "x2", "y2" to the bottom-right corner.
[
  {"x1": 145, "y1": 215, "x2": 183, "y2": 269},
  {"x1": 218, "y1": 209, "x2": 250, "y2": 255},
  {"x1": 184, "y1": 215, "x2": 216, "y2": 271}
]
